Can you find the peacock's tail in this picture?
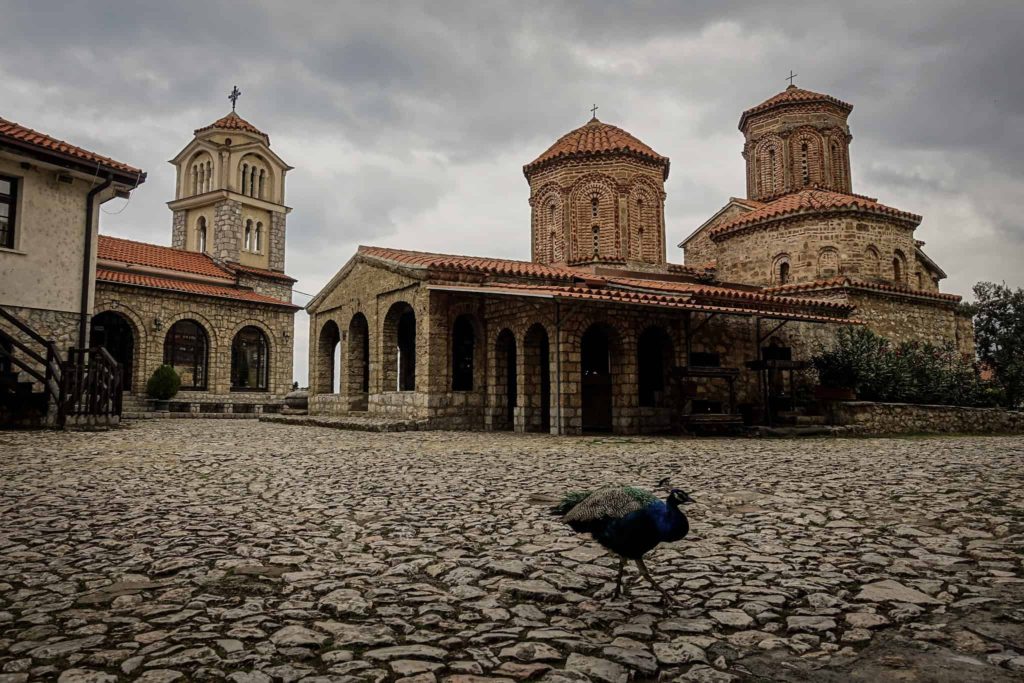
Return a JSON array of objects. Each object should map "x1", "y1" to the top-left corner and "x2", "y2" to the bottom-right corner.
[{"x1": 550, "y1": 490, "x2": 592, "y2": 516}]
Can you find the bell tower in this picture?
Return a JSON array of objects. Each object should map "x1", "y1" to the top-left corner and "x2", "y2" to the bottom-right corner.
[
  {"x1": 739, "y1": 84, "x2": 853, "y2": 201},
  {"x1": 168, "y1": 93, "x2": 293, "y2": 272}
]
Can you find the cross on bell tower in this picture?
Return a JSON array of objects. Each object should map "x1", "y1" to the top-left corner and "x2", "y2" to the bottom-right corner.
[
  {"x1": 229, "y1": 85, "x2": 242, "y2": 112},
  {"x1": 786, "y1": 70, "x2": 798, "y2": 87}
]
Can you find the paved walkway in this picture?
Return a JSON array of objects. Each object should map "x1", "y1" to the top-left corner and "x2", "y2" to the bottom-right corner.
[{"x1": 1, "y1": 422, "x2": 1023, "y2": 682}]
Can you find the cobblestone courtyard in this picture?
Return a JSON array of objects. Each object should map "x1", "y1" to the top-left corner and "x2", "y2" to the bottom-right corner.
[{"x1": 1, "y1": 421, "x2": 1023, "y2": 683}]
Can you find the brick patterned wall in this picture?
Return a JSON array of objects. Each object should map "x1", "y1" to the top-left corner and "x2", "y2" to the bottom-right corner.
[{"x1": 527, "y1": 156, "x2": 667, "y2": 268}]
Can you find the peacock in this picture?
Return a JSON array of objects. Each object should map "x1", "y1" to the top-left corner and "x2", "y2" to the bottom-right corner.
[{"x1": 552, "y1": 477, "x2": 694, "y2": 602}]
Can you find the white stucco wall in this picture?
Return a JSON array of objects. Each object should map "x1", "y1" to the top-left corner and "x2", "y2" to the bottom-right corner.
[{"x1": 0, "y1": 154, "x2": 113, "y2": 315}]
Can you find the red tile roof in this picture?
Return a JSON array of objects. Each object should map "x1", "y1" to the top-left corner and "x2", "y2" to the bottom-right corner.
[
  {"x1": 524, "y1": 118, "x2": 669, "y2": 178},
  {"x1": 359, "y1": 246, "x2": 577, "y2": 281},
  {"x1": 96, "y1": 269, "x2": 298, "y2": 308},
  {"x1": 708, "y1": 189, "x2": 921, "y2": 240},
  {"x1": 194, "y1": 112, "x2": 268, "y2": 139},
  {"x1": 430, "y1": 282, "x2": 857, "y2": 325},
  {"x1": 98, "y1": 235, "x2": 232, "y2": 279},
  {"x1": 739, "y1": 85, "x2": 853, "y2": 129},
  {"x1": 229, "y1": 263, "x2": 297, "y2": 283},
  {"x1": 764, "y1": 276, "x2": 962, "y2": 302},
  {"x1": 607, "y1": 277, "x2": 852, "y2": 312},
  {"x1": 0, "y1": 116, "x2": 144, "y2": 178}
]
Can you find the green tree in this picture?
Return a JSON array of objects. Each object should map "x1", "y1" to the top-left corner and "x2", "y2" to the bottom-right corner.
[{"x1": 968, "y1": 282, "x2": 1024, "y2": 408}]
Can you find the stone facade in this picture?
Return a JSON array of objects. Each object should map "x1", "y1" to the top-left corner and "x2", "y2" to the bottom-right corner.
[
  {"x1": 94, "y1": 282, "x2": 294, "y2": 403},
  {"x1": 826, "y1": 401, "x2": 1024, "y2": 435}
]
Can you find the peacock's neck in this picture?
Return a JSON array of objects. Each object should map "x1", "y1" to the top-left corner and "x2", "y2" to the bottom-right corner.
[{"x1": 663, "y1": 499, "x2": 690, "y2": 540}]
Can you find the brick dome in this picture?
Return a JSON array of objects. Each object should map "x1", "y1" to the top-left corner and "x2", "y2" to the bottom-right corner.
[
  {"x1": 194, "y1": 111, "x2": 269, "y2": 142},
  {"x1": 739, "y1": 85, "x2": 853, "y2": 130},
  {"x1": 524, "y1": 117, "x2": 669, "y2": 179}
]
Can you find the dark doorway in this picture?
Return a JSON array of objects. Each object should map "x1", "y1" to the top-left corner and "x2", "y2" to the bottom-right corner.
[
  {"x1": 581, "y1": 324, "x2": 613, "y2": 431},
  {"x1": 347, "y1": 312, "x2": 370, "y2": 410},
  {"x1": 397, "y1": 309, "x2": 416, "y2": 391},
  {"x1": 524, "y1": 324, "x2": 550, "y2": 433},
  {"x1": 495, "y1": 329, "x2": 516, "y2": 431},
  {"x1": 90, "y1": 311, "x2": 134, "y2": 388},
  {"x1": 638, "y1": 326, "x2": 672, "y2": 407},
  {"x1": 451, "y1": 315, "x2": 475, "y2": 391}
]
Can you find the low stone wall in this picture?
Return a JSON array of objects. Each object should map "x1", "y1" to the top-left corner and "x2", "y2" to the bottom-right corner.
[{"x1": 826, "y1": 401, "x2": 1024, "y2": 435}]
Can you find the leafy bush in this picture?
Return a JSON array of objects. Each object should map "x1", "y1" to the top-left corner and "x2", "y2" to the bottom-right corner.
[
  {"x1": 812, "y1": 327, "x2": 997, "y2": 407},
  {"x1": 146, "y1": 364, "x2": 181, "y2": 400}
]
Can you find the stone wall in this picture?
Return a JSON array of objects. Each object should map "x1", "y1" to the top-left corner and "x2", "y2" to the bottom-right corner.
[
  {"x1": 712, "y1": 214, "x2": 919, "y2": 288},
  {"x1": 212, "y1": 199, "x2": 243, "y2": 263},
  {"x1": 826, "y1": 401, "x2": 1024, "y2": 435},
  {"x1": 269, "y1": 211, "x2": 286, "y2": 272},
  {"x1": 94, "y1": 282, "x2": 294, "y2": 402},
  {"x1": 0, "y1": 305, "x2": 79, "y2": 390},
  {"x1": 237, "y1": 273, "x2": 292, "y2": 303},
  {"x1": 843, "y1": 290, "x2": 974, "y2": 357}
]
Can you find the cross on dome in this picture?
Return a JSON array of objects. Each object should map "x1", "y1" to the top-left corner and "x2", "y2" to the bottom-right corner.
[{"x1": 228, "y1": 85, "x2": 242, "y2": 112}]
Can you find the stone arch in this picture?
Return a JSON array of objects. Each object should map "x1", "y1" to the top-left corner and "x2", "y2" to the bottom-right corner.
[
  {"x1": 195, "y1": 216, "x2": 208, "y2": 253},
  {"x1": 532, "y1": 183, "x2": 565, "y2": 264},
  {"x1": 628, "y1": 178, "x2": 661, "y2": 263},
  {"x1": 188, "y1": 150, "x2": 215, "y2": 196},
  {"x1": 637, "y1": 325, "x2": 674, "y2": 408},
  {"x1": 772, "y1": 253, "x2": 792, "y2": 285},
  {"x1": 569, "y1": 174, "x2": 618, "y2": 261},
  {"x1": 522, "y1": 322, "x2": 552, "y2": 433},
  {"x1": 791, "y1": 128, "x2": 825, "y2": 188},
  {"x1": 382, "y1": 302, "x2": 416, "y2": 391},
  {"x1": 346, "y1": 312, "x2": 370, "y2": 409},
  {"x1": 492, "y1": 328, "x2": 517, "y2": 431},
  {"x1": 238, "y1": 153, "x2": 274, "y2": 200},
  {"x1": 90, "y1": 308, "x2": 142, "y2": 390},
  {"x1": 316, "y1": 319, "x2": 341, "y2": 395},
  {"x1": 230, "y1": 325, "x2": 271, "y2": 391},
  {"x1": 827, "y1": 133, "x2": 849, "y2": 191},
  {"x1": 163, "y1": 316, "x2": 212, "y2": 391},
  {"x1": 892, "y1": 249, "x2": 907, "y2": 284},
  {"x1": 754, "y1": 136, "x2": 784, "y2": 198},
  {"x1": 578, "y1": 320, "x2": 628, "y2": 432},
  {"x1": 863, "y1": 245, "x2": 881, "y2": 279},
  {"x1": 818, "y1": 246, "x2": 841, "y2": 278}
]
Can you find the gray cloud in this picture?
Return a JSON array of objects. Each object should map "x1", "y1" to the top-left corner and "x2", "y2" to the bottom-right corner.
[{"x1": 2, "y1": 0, "x2": 1020, "y2": 383}]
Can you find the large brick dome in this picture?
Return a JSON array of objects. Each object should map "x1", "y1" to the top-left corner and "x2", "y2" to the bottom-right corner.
[{"x1": 524, "y1": 117, "x2": 669, "y2": 180}]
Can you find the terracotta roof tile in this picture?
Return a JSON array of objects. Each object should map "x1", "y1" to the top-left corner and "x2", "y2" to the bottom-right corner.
[
  {"x1": 708, "y1": 189, "x2": 921, "y2": 240},
  {"x1": 0, "y1": 116, "x2": 144, "y2": 177},
  {"x1": 739, "y1": 85, "x2": 853, "y2": 129},
  {"x1": 229, "y1": 263, "x2": 297, "y2": 283},
  {"x1": 96, "y1": 269, "x2": 297, "y2": 308},
  {"x1": 98, "y1": 235, "x2": 232, "y2": 279},
  {"x1": 524, "y1": 118, "x2": 669, "y2": 177},
  {"x1": 606, "y1": 277, "x2": 852, "y2": 312},
  {"x1": 359, "y1": 245, "x2": 577, "y2": 280},
  {"x1": 431, "y1": 282, "x2": 856, "y2": 326},
  {"x1": 764, "y1": 276, "x2": 961, "y2": 302},
  {"x1": 194, "y1": 112, "x2": 268, "y2": 139}
]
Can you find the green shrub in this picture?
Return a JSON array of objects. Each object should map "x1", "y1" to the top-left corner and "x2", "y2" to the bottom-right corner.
[
  {"x1": 146, "y1": 364, "x2": 181, "y2": 400},
  {"x1": 812, "y1": 327, "x2": 997, "y2": 407}
]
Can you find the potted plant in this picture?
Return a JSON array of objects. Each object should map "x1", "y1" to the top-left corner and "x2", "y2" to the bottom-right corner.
[{"x1": 146, "y1": 364, "x2": 181, "y2": 411}]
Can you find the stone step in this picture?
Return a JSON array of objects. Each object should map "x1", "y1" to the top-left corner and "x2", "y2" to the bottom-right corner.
[{"x1": 260, "y1": 414, "x2": 429, "y2": 432}]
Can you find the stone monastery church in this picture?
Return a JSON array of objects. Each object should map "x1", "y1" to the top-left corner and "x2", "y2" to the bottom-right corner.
[{"x1": 306, "y1": 83, "x2": 973, "y2": 434}]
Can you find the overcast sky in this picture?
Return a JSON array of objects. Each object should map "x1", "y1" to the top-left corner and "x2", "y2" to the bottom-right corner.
[{"x1": 3, "y1": 1, "x2": 1022, "y2": 384}]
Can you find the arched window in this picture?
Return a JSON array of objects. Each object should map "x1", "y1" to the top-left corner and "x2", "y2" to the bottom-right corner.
[
  {"x1": 591, "y1": 196, "x2": 599, "y2": 218},
  {"x1": 801, "y1": 143, "x2": 810, "y2": 186},
  {"x1": 893, "y1": 257, "x2": 903, "y2": 283},
  {"x1": 451, "y1": 315, "x2": 475, "y2": 391},
  {"x1": 244, "y1": 220, "x2": 253, "y2": 251},
  {"x1": 258, "y1": 169, "x2": 266, "y2": 199},
  {"x1": 384, "y1": 302, "x2": 416, "y2": 391},
  {"x1": 916, "y1": 272, "x2": 924, "y2": 289},
  {"x1": 779, "y1": 261, "x2": 790, "y2": 284},
  {"x1": 191, "y1": 166, "x2": 198, "y2": 195},
  {"x1": 249, "y1": 167, "x2": 256, "y2": 197},
  {"x1": 831, "y1": 142, "x2": 844, "y2": 188},
  {"x1": 818, "y1": 247, "x2": 840, "y2": 277},
  {"x1": 255, "y1": 222, "x2": 263, "y2": 252},
  {"x1": 240, "y1": 164, "x2": 248, "y2": 194},
  {"x1": 767, "y1": 147, "x2": 776, "y2": 193},
  {"x1": 864, "y1": 246, "x2": 880, "y2": 278},
  {"x1": 231, "y1": 326, "x2": 269, "y2": 390},
  {"x1": 197, "y1": 217, "x2": 207, "y2": 253},
  {"x1": 164, "y1": 320, "x2": 208, "y2": 390},
  {"x1": 548, "y1": 231, "x2": 556, "y2": 263},
  {"x1": 205, "y1": 160, "x2": 213, "y2": 192},
  {"x1": 592, "y1": 225, "x2": 600, "y2": 256}
]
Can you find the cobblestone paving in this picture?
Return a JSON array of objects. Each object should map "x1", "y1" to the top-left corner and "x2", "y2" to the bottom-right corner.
[{"x1": 1, "y1": 421, "x2": 1023, "y2": 683}]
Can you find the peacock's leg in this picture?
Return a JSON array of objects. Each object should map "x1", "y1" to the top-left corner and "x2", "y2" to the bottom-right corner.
[
  {"x1": 635, "y1": 557, "x2": 675, "y2": 604},
  {"x1": 612, "y1": 556, "x2": 627, "y2": 598}
]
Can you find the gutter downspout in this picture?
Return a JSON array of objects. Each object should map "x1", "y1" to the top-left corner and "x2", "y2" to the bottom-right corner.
[{"x1": 80, "y1": 175, "x2": 113, "y2": 350}]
